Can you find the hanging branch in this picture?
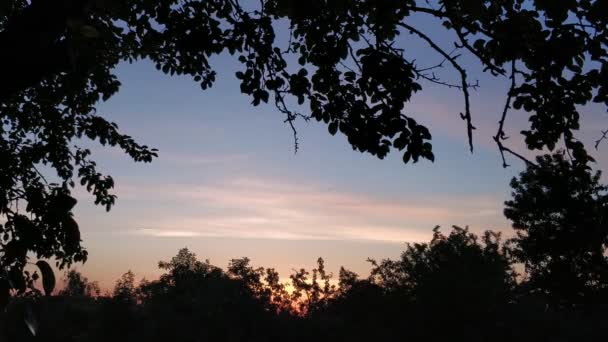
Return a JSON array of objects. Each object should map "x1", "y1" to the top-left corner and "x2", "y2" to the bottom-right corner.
[
  {"x1": 399, "y1": 22, "x2": 476, "y2": 152},
  {"x1": 493, "y1": 60, "x2": 536, "y2": 168}
]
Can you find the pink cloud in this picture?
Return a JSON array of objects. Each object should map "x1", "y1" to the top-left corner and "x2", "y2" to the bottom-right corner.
[{"x1": 114, "y1": 177, "x2": 509, "y2": 244}]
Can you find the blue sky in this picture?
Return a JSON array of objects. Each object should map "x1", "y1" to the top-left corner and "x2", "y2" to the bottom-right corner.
[{"x1": 65, "y1": 17, "x2": 608, "y2": 291}]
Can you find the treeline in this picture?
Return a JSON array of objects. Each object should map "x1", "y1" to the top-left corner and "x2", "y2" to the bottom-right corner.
[{"x1": 2, "y1": 152, "x2": 608, "y2": 341}]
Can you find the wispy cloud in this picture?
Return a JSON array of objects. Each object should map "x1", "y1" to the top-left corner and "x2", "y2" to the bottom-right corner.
[
  {"x1": 112, "y1": 177, "x2": 509, "y2": 244},
  {"x1": 160, "y1": 153, "x2": 249, "y2": 166}
]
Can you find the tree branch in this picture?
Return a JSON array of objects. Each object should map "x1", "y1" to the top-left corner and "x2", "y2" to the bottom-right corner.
[
  {"x1": 494, "y1": 61, "x2": 517, "y2": 167},
  {"x1": 595, "y1": 130, "x2": 608, "y2": 150},
  {"x1": 493, "y1": 61, "x2": 536, "y2": 168},
  {"x1": 399, "y1": 22, "x2": 476, "y2": 152}
]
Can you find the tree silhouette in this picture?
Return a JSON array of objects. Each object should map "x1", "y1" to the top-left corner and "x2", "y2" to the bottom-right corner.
[
  {"x1": 288, "y1": 257, "x2": 336, "y2": 315},
  {"x1": 2, "y1": 1, "x2": 608, "y2": 289},
  {"x1": 5, "y1": 225, "x2": 608, "y2": 341},
  {"x1": 59, "y1": 270, "x2": 101, "y2": 297},
  {"x1": 365, "y1": 226, "x2": 516, "y2": 340},
  {"x1": 136, "y1": 248, "x2": 280, "y2": 342},
  {"x1": 227, "y1": 257, "x2": 292, "y2": 313},
  {"x1": 112, "y1": 270, "x2": 136, "y2": 304},
  {"x1": 505, "y1": 152, "x2": 608, "y2": 309}
]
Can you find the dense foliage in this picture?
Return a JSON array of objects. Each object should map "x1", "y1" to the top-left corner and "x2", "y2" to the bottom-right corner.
[{"x1": 506, "y1": 153, "x2": 608, "y2": 309}]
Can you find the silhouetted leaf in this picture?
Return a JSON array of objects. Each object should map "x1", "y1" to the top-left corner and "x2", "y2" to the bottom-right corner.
[{"x1": 36, "y1": 260, "x2": 56, "y2": 296}]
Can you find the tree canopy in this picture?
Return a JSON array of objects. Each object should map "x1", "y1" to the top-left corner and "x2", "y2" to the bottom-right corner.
[
  {"x1": 505, "y1": 152, "x2": 608, "y2": 308},
  {"x1": 3, "y1": 223, "x2": 608, "y2": 341},
  {"x1": 1, "y1": 0, "x2": 607, "y2": 299},
  {"x1": 58, "y1": 269, "x2": 101, "y2": 297}
]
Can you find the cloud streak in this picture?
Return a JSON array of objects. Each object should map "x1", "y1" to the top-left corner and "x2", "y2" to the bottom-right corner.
[{"x1": 113, "y1": 177, "x2": 509, "y2": 244}]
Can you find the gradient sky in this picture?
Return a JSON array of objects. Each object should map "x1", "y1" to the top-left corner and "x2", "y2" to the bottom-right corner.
[{"x1": 59, "y1": 14, "x2": 608, "y2": 292}]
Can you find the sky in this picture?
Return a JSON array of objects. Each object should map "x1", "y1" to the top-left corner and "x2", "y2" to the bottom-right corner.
[{"x1": 60, "y1": 14, "x2": 608, "y2": 292}]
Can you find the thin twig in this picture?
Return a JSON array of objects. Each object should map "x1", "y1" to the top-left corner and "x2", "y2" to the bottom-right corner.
[
  {"x1": 595, "y1": 130, "x2": 608, "y2": 150},
  {"x1": 500, "y1": 145, "x2": 536, "y2": 167}
]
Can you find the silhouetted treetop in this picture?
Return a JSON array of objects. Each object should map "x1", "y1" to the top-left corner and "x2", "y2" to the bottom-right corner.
[
  {"x1": 112, "y1": 270, "x2": 135, "y2": 303},
  {"x1": 505, "y1": 152, "x2": 608, "y2": 308},
  {"x1": 369, "y1": 226, "x2": 515, "y2": 300},
  {"x1": 58, "y1": 269, "x2": 101, "y2": 297},
  {"x1": 5, "y1": 229, "x2": 608, "y2": 341},
  {"x1": 1, "y1": 0, "x2": 607, "y2": 301}
]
